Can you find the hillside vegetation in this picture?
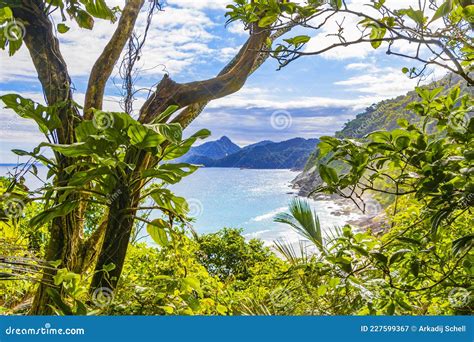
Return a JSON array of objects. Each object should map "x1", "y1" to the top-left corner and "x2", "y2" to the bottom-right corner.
[{"x1": 294, "y1": 74, "x2": 471, "y2": 196}]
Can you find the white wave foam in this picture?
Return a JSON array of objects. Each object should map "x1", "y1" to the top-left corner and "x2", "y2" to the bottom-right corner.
[{"x1": 251, "y1": 207, "x2": 288, "y2": 222}]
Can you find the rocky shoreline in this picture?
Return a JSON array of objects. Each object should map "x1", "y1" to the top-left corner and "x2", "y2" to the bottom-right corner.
[{"x1": 291, "y1": 168, "x2": 388, "y2": 234}]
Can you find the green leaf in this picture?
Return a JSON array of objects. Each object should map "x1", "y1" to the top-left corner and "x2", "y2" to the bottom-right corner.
[
  {"x1": 159, "y1": 305, "x2": 174, "y2": 314},
  {"x1": 396, "y1": 237, "x2": 421, "y2": 245},
  {"x1": 370, "y1": 252, "x2": 388, "y2": 266},
  {"x1": 147, "y1": 123, "x2": 182, "y2": 144},
  {"x1": 331, "y1": 0, "x2": 342, "y2": 9},
  {"x1": 128, "y1": 125, "x2": 165, "y2": 149},
  {"x1": 430, "y1": 0, "x2": 453, "y2": 22},
  {"x1": 284, "y1": 35, "x2": 310, "y2": 46},
  {"x1": 400, "y1": 8, "x2": 425, "y2": 25},
  {"x1": 75, "y1": 121, "x2": 98, "y2": 142},
  {"x1": 319, "y1": 164, "x2": 339, "y2": 185},
  {"x1": 83, "y1": 0, "x2": 115, "y2": 21},
  {"x1": 42, "y1": 140, "x2": 112, "y2": 157},
  {"x1": 162, "y1": 129, "x2": 211, "y2": 160},
  {"x1": 386, "y1": 302, "x2": 395, "y2": 315},
  {"x1": 30, "y1": 201, "x2": 79, "y2": 228},
  {"x1": 183, "y1": 277, "x2": 201, "y2": 291},
  {"x1": 152, "y1": 105, "x2": 179, "y2": 123},
  {"x1": 142, "y1": 163, "x2": 198, "y2": 184},
  {"x1": 369, "y1": 26, "x2": 386, "y2": 49},
  {"x1": 75, "y1": 10, "x2": 94, "y2": 29},
  {"x1": 1, "y1": 94, "x2": 61, "y2": 134},
  {"x1": 47, "y1": 288, "x2": 73, "y2": 315},
  {"x1": 452, "y1": 235, "x2": 473, "y2": 256},
  {"x1": 388, "y1": 249, "x2": 411, "y2": 265},
  {"x1": 102, "y1": 263, "x2": 116, "y2": 272},
  {"x1": 395, "y1": 135, "x2": 410, "y2": 149},
  {"x1": 410, "y1": 260, "x2": 420, "y2": 277},
  {"x1": 258, "y1": 14, "x2": 278, "y2": 27},
  {"x1": 397, "y1": 118, "x2": 409, "y2": 128},
  {"x1": 216, "y1": 304, "x2": 227, "y2": 315},
  {"x1": 57, "y1": 23, "x2": 70, "y2": 33}
]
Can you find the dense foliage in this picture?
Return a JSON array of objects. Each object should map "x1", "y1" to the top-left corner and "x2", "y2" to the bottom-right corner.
[{"x1": 0, "y1": 0, "x2": 472, "y2": 317}]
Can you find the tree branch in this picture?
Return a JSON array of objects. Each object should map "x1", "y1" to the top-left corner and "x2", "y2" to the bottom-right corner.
[
  {"x1": 84, "y1": 0, "x2": 145, "y2": 119},
  {"x1": 138, "y1": 26, "x2": 270, "y2": 124},
  {"x1": 12, "y1": 0, "x2": 78, "y2": 144},
  {"x1": 170, "y1": 22, "x2": 298, "y2": 128}
]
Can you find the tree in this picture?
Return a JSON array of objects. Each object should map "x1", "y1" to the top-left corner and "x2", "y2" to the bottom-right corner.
[
  {"x1": 195, "y1": 228, "x2": 271, "y2": 281},
  {"x1": 0, "y1": 0, "x2": 470, "y2": 315},
  {"x1": 226, "y1": 0, "x2": 473, "y2": 84}
]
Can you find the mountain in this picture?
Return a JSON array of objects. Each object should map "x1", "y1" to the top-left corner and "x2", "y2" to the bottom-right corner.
[
  {"x1": 212, "y1": 138, "x2": 319, "y2": 169},
  {"x1": 180, "y1": 137, "x2": 318, "y2": 170},
  {"x1": 180, "y1": 136, "x2": 241, "y2": 162},
  {"x1": 293, "y1": 74, "x2": 470, "y2": 197}
]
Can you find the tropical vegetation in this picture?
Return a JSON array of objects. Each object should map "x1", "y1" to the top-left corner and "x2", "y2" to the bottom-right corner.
[{"x1": 0, "y1": 0, "x2": 472, "y2": 316}]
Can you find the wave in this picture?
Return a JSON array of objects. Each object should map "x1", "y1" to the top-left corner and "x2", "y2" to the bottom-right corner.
[{"x1": 251, "y1": 207, "x2": 288, "y2": 222}]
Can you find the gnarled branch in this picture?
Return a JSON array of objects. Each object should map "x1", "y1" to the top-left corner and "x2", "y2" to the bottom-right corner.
[
  {"x1": 138, "y1": 26, "x2": 270, "y2": 124},
  {"x1": 171, "y1": 22, "x2": 299, "y2": 128},
  {"x1": 84, "y1": 0, "x2": 146, "y2": 118}
]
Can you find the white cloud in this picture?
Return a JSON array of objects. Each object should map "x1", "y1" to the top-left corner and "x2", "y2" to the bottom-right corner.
[
  {"x1": 334, "y1": 67, "x2": 420, "y2": 97},
  {"x1": 0, "y1": 1, "x2": 230, "y2": 83},
  {"x1": 227, "y1": 21, "x2": 247, "y2": 36},
  {"x1": 208, "y1": 84, "x2": 382, "y2": 111},
  {"x1": 302, "y1": 0, "x2": 438, "y2": 60},
  {"x1": 166, "y1": 0, "x2": 230, "y2": 10}
]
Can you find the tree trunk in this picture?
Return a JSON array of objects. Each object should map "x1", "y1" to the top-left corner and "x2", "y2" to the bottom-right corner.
[
  {"x1": 14, "y1": 1, "x2": 83, "y2": 315},
  {"x1": 89, "y1": 183, "x2": 138, "y2": 291}
]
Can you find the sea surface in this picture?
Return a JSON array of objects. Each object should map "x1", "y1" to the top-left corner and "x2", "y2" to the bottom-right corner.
[{"x1": 0, "y1": 165, "x2": 363, "y2": 244}]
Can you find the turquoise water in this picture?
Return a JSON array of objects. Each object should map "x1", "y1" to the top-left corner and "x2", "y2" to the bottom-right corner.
[{"x1": 0, "y1": 166, "x2": 362, "y2": 244}]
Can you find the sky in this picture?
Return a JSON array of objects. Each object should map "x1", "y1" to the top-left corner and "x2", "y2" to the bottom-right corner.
[{"x1": 0, "y1": 0, "x2": 447, "y2": 163}]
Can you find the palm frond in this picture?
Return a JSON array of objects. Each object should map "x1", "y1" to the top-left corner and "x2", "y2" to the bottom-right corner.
[
  {"x1": 273, "y1": 239, "x2": 309, "y2": 265},
  {"x1": 274, "y1": 198, "x2": 324, "y2": 252}
]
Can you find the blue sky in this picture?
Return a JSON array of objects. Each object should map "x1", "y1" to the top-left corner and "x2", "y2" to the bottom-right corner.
[{"x1": 0, "y1": 0, "x2": 444, "y2": 163}]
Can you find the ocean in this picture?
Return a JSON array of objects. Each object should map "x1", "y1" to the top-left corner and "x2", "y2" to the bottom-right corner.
[{"x1": 0, "y1": 165, "x2": 363, "y2": 245}]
